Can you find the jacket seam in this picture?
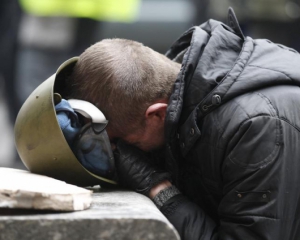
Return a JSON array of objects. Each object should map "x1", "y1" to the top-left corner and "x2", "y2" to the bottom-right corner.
[
  {"x1": 236, "y1": 90, "x2": 300, "y2": 133},
  {"x1": 248, "y1": 64, "x2": 293, "y2": 82},
  {"x1": 227, "y1": 91, "x2": 278, "y2": 121},
  {"x1": 228, "y1": 115, "x2": 281, "y2": 169},
  {"x1": 278, "y1": 117, "x2": 300, "y2": 133},
  {"x1": 228, "y1": 145, "x2": 280, "y2": 170},
  {"x1": 255, "y1": 92, "x2": 278, "y2": 117},
  {"x1": 219, "y1": 91, "x2": 292, "y2": 159},
  {"x1": 222, "y1": 38, "x2": 255, "y2": 99},
  {"x1": 173, "y1": 31, "x2": 197, "y2": 117},
  {"x1": 226, "y1": 113, "x2": 278, "y2": 144},
  {"x1": 257, "y1": 97, "x2": 297, "y2": 148}
]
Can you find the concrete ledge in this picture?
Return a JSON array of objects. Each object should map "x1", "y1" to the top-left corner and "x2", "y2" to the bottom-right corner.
[{"x1": 0, "y1": 190, "x2": 180, "y2": 240}]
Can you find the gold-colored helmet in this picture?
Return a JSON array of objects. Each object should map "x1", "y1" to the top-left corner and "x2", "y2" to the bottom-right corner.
[{"x1": 14, "y1": 57, "x2": 117, "y2": 187}]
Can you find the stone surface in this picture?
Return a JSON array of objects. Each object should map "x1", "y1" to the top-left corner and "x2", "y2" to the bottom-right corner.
[
  {"x1": 0, "y1": 190, "x2": 180, "y2": 240},
  {"x1": 0, "y1": 168, "x2": 92, "y2": 211}
]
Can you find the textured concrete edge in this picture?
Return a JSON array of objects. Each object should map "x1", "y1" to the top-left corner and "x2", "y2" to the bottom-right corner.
[
  {"x1": 0, "y1": 217, "x2": 180, "y2": 240},
  {"x1": 0, "y1": 190, "x2": 180, "y2": 239}
]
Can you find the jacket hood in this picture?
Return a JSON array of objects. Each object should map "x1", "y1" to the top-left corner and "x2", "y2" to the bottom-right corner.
[{"x1": 164, "y1": 8, "x2": 300, "y2": 170}]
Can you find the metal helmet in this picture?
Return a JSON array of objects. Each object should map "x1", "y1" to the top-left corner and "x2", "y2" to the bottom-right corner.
[{"x1": 14, "y1": 57, "x2": 117, "y2": 187}]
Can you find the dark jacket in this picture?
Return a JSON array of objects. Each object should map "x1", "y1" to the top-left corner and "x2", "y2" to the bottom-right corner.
[{"x1": 163, "y1": 9, "x2": 300, "y2": 240}]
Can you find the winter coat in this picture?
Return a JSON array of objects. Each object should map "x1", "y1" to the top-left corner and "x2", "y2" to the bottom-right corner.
[{"x1": 163, "y1": 9, "x2": 300, "y2": 240}]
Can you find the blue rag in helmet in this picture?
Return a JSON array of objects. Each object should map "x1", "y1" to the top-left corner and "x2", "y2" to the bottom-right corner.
[
  {"x1": 55, "y1": 99, "x2": 82, "y2": 146},
  {"x1": 55, "y1": 99, "x2": 115, "y2": 180}
]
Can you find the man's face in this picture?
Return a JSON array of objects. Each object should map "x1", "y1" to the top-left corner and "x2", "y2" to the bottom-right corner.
[
  {"x1": 107, "y1": 101, "x2": 168, "y2": 152},
  {"x1": 107, "y1": 123, "x2": 165, "y2": 152}
]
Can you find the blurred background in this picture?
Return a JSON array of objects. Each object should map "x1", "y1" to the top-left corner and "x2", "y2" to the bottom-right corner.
[{"x1": 1, "y1": 0, "x2": 300, "y2": 169}]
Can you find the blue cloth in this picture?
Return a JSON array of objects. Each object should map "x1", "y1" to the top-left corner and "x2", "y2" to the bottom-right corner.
[
  {"x1": 55, "y1": 99, "x2": 115, "y2": 180},
  {"x1": 55, "y1": 99, "x2": 82, "y2": 146},
  {"x1": 73, "y1": 127, "x2": 115, "y2": 179}
]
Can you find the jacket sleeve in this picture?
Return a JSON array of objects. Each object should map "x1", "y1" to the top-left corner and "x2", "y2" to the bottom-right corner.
[
  {"x1": 161, "y1": 116, "x2": 282, "y2": 240},
  {"x1": 161, "y1": 194, "x2": 218, "y2": 240}
]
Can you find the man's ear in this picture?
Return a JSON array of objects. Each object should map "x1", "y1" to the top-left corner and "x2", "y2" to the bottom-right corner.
[{"x1": 145, "y1": 103, "x2": 168, "y2": 122}]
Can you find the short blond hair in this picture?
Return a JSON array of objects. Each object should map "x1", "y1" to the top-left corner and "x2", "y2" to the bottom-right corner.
[{"x1": 67, "y1": 38, "x2": 180, "y2": 137}]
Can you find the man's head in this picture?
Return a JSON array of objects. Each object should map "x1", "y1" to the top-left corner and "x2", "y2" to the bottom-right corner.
[{"x1": 67, "y1": 39, "x2": 180, "y2": 151}]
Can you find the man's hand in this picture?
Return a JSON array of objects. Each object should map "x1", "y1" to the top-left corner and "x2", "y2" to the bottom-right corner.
[{"x1": 114, "y1": 140, "x2": 171, "y2": 196}]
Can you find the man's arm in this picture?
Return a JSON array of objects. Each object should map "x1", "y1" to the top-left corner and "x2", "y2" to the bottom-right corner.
[
  {"x1": 150, "y1": 181, "x2": 218, "y2": 240},
  {"x1": 114, "y1": 140, "x2": 218, "y2": 240},
  {"x1": 115, "y1": 115, "x2": 283, "y2": 240}
]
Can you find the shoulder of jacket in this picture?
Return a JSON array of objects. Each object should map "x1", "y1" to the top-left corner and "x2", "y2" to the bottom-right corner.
[{"x1": 206, "y1": 91, "x2": 277, "y2": 134}]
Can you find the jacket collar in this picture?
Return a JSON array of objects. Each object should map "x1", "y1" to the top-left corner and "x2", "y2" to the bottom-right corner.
[
  {"x1": 164, "y1": 10, "x2": 247, "y2": 169},
  {"x1": 165, "y1": 18, "x2": 245, "y2": 153}
]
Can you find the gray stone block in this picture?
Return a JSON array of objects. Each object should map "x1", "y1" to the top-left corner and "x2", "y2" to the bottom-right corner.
[{"x1": 0, "y1": 190, "x2": 180, "y2": 240}]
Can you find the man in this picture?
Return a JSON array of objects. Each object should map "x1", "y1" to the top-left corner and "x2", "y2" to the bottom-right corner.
[{"x1": 66, "y1": 9, "x2": 300, "y2": 240}]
